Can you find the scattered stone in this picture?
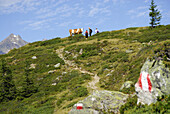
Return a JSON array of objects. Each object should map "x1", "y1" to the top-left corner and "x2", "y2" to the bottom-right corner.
[
  {"x1": 73, "y1": 54, "x2": 78, "y2": 59},
  {"x1": 52, "y1": 83, "x2": 56, "y2": 86},
  {"x1": 126, "y1": 49, "x2": 133, "y2": 53},
  {"x1": 120, "y1": 81, "x2": 134, "y2": 90},
  {"x1": 93, "y1": 69, "x2": 96, "y2": 71},
  {"x1": 110, "y1": 70, "x2": 114, "y2": 73},
  {"x1": 32, "y1": 56, "x2": 37, "y2": 59},
  {"x1": 103, "y1": 68, "x2": 109, "y2": 71},
  {"x1": 56, "y1": 76, "x2": 62, "y2": 80},
  {"x1": 29, "y1": 64, "x2": 36, "y2": 69},
  {"x1": 132, "y1": 40, "x2": 137, "y2": 42},
  {"x1": 65, "y1": 51, "x2": 71, "y2": 54},
  {"x1": 148, "y1": 40, "x2": 153, "y2": 45},
  {"x1": 62, "y1": 72, "x2": 67, "y2": 75},
  {"x1": 135, "y1": 59, "x2": 170, "y2": 105},
  {"x1": 79, "y1": 49, "x2": 83, "y2": 55},
  {"x1": 48, "y1": 70, "x2": 55, "y2": 74},
  {"x1": 106, "y1": 73, "x2": 112, "y2": 77},
  {"x1": 54, "y1": 63, "x2": 60, "y2": 68}
]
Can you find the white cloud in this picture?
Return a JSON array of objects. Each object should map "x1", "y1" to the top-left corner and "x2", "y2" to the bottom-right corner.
[
  {"x1": 88, "y1": 2, "x2": 111, "y2": 17},
  {"x1": 0, "y1": 0, "x2": 22, "y2": 7},
  {"x1": 137, "y1": 6, "x2": 148, "y2": 10},
  {"x1": 58, "y1": 21, "x2": 72, "y2": 27},
  {"x1": 145, "y1": 0, "x2": 149, "y2": 3},
  {"x1": 21, "y1": 18, "x2": 56, "y2": 30},
  {"x1": 127, "y1": 6, "x2": 149, "y2": 18},
  {"x1": 127, "y1": 9, "x2": 135, "y2": 15},
  {"x1": 137, "y1": 11, "x2": 148, "y2": 17},
  {"x1": 89, "y1": 7, "x2": 99, "y2": 17},
  {"x1": 0, "y1": 0, "x2": 42, "y2": 14},
  {"x1": 112, "y1": 0, "x2": 125, "y2": 4},
  {"x1": 104, "y1": 0, "x2": 110, "y2": 3}
]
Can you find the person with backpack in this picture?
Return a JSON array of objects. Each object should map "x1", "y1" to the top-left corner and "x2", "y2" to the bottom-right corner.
[
  {"x1": 85, "y1": 30, "x2": 88, "y2": 38},
  {"x1": 95, "y1": 28, "x2": 99, "y2": 34},
  {"x1": 89, "y1": 27, "x2": 92, "y2": 36}
]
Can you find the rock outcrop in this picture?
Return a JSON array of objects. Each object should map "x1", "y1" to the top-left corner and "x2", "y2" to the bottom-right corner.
[
  {"x1": 135, "y1": 59, "x2": 170, "y2": 105},
  {"x1": 69, "y1": 90, "x2": 128, "y2": 114}
]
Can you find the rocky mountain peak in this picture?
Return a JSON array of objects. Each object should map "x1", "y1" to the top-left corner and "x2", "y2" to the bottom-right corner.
[{"x1": 0, "y1": 34, "x2": 28, "y2": 54}]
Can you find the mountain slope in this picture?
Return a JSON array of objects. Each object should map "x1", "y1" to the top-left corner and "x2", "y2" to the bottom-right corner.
[
  {"x1": 0, "y1": 25, "x2": 169, "y2": 114},
  {"x1": 0, "y1": 33, "x2": 28, "y2": 54}
]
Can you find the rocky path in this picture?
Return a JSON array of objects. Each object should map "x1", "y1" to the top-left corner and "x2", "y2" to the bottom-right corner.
[{"x1": 56, "y1": 48, "x2": 100, "y2": 90}]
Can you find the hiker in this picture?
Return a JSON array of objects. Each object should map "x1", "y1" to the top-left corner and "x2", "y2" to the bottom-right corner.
[
  {"x1": 85, "y1": 30, "x2": 88, "y2": 38},
  {"x1": 89, "y1": 27, "x2": 92, "y2": 36},
  {"x1": 95, "y1": 28, "x2": 99, "y2": 34}
]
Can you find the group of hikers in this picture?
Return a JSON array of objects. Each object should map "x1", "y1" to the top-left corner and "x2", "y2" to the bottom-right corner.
[{"x1": 85, "y1": 28, "x2": 99, "y2": 38}]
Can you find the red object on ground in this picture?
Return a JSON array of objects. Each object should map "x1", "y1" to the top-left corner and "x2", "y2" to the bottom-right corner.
[{"x1": 77, "y1": 106, "x2": 83, "y2": 110}]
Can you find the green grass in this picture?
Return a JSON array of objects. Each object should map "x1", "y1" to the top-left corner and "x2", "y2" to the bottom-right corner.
[{"x1": 0, "y1": 25, "x2": 169, "y2": 113}]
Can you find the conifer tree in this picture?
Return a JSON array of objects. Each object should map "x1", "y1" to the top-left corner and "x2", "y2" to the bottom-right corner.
[
  {"x1": 149, "y1": 0, "x2": 162, "y2": 28},
  {"x1": 0, "y1": 59, "x2": 16, "y2": 102},
  {"x1": 17, "y1": 61, "x2": 37, "y2": 100}
]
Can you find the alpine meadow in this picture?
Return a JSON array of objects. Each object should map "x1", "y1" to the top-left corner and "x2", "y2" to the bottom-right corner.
[{"x1": 0, "y1": 0, "x2": 170, "y2": 114}]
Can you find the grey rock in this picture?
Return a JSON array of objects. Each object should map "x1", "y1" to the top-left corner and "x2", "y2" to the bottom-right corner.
[
  {"x1": 106, "y1": 73, "x2": 112, "y2": 77},
  {"x1": 62, "y1": 72, "x2": 67, "y2": 75},
  {"x1": 48, "y1": 70, "x2": 55, "y2": 74},
  {"x1": 135, "y1": 59, "x2": 170, "y2": 105},
  {"x1": 126, "y1": 49, "x2": 133, "y2": 53},
  {"x1": 51, "y1": 83, "x2": 56, "y2": 86},
  {"x1": 29, "y1": 64, "x2": 36, "y2": 69},
  {"x1": 54, "y1": 63, "x2": 60, "y2": 68},
  {"x1": 79, "y1": 49, "x2": 83, "y2": 55},
  {"x1": 32, "y1": 56, "x2": 37, "y2": 59},
  {"x1": 65, "y1": 51, "x2": 71, "y2": 54},
  {"x1": 69, "y1": 90, "x2": 128, "y2": 113}
]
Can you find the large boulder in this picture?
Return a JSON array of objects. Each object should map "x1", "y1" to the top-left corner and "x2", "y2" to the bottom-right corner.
[
  {"x1": 69, "y1": 90, "x2": 128, "y2": 114},
  {"x1": 135, "y1": 59, "x2": 170, "y2": 105}
]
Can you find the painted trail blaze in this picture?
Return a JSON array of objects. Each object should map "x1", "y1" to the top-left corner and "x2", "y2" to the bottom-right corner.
[
  {"x1": 76, "y1": 103, "x2": 83, "y2": 110},
  {"x1": 138, "y1": 71, "x2": 152, "y2": 92}
]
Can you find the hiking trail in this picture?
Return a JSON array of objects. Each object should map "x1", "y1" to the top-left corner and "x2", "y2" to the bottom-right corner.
[{"x1": 56, "y1": 48, "x2": 100, "y2": 90}]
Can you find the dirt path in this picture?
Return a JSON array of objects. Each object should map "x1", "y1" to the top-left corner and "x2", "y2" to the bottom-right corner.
[{"x1": 56, "y1": 48, "x2": 100, "y2": 90}]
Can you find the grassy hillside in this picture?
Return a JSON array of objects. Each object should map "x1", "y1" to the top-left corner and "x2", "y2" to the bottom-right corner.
[{"x1": 0, "y1": 25, "x2": 170, "y2": 114}]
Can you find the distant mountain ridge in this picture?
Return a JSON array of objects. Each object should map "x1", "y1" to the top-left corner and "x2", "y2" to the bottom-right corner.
[{"x1": 0, "y1": 33, "x2": 28, "y2": 54}]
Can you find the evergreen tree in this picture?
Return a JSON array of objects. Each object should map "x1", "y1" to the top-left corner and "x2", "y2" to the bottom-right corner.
[
  {"x1": 0, "y1": 59, "x2": 16, "y2": 102},
  {"x1": 149, "y1": 0, "x2": 162, "y2": 28},
  {"x1": 17, "y1": 61, "x2": 37, "y2": 100}
]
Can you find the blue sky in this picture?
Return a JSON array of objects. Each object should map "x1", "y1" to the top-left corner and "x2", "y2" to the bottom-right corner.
[{"x1": 0, "y1": 0, "x2": 170, "y2": 42}]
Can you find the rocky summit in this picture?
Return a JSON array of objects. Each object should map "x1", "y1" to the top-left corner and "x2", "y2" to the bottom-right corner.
[{"x1": 0, "y1": 33, "x2": 28, "y2": 54}]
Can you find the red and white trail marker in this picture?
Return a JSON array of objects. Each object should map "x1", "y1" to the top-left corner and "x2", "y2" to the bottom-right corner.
[
  {"x1": 138, "y1": 71, "x2": 152, "y2": 92},
  {"x1": 76, "y1": 103, "x2": 83, "y2": 110}
]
